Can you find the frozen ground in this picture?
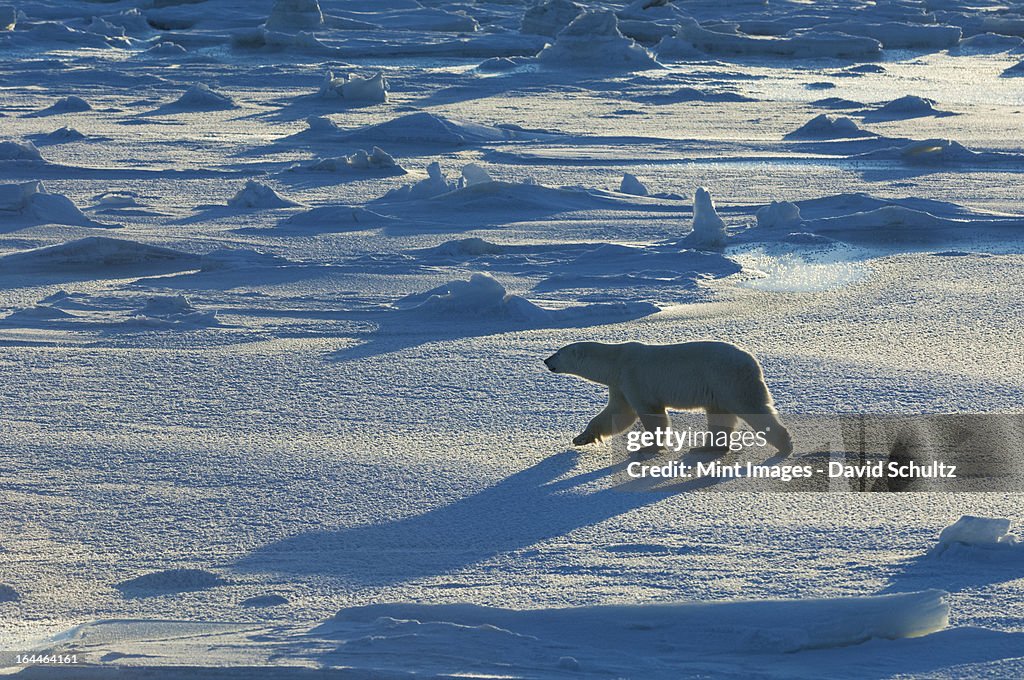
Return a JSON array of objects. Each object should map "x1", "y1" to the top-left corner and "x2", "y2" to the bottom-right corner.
[{"x1": 1, "y1": 0, "x2": 1024, "y2": 677}]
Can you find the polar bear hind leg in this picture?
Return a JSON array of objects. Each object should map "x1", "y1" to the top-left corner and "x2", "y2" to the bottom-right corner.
[{"x1": 573, "y1": 387, "x2": 637, "y2": 446}]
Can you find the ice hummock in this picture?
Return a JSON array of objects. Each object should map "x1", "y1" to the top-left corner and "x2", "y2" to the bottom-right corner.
[
  {"x1": 785, "y1": 114, "x2": 874, "y2": 139},
  {"x1": 535, "y1": 10, "x2": 661, "y2": 71},
  {"x1": 0, "y1": 180, "x2": 109, "y2": 227},
  {"x1": 0, "y1": 140, "x2": 44, "y2": 161}
]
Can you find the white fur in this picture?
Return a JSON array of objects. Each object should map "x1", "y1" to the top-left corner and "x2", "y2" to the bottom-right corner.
[{"x1": 544, "y1": 341, "x2": 792, "y2": 454}]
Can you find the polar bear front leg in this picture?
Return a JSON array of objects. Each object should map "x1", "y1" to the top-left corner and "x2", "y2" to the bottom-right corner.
[{"x1": 573, "y1": 387, "x2": 637, "y2": 446}]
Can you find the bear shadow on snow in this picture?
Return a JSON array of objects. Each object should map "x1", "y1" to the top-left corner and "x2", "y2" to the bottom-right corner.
[{"x1": 234, "y1": 446, "x2": 794, "y2": 585}]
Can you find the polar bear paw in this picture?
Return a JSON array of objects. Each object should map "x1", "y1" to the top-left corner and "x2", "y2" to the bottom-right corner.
[{"x1": 572, "y1": 432, "x2": 600, "y2": 446}]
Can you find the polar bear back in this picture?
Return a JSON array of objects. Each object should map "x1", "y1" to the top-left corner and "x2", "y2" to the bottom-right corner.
[
  {"x1": 568, "y1": 340, "x2": 773, "y2": 414},
  {"x1": 623, "y1": 341, "x2": 771, "y2": 412}
]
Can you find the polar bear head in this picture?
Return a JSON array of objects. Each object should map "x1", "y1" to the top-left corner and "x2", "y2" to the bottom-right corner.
[{"x1": 544, "y1": 342, "x2": 616, "y2": 384}]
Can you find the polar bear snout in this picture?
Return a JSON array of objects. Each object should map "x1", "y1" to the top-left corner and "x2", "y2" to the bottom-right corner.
[{"x1": 544, "y1": 354, "x2": 558, "y2": 372}]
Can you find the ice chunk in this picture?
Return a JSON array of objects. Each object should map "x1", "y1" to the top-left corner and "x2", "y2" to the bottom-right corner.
[
  {"x1": 381, "y1": 162, "x2": 461, "y2": 201},
  {"x1": 757, "y1": 201, "x2": 802, "y2": 229},
  {"x1": 685, "y1": 187, "x2": 727, "y2": 248},
  {"x1": 937, "y1": 516, "x2": 1018, "y2": 548},
  {"x1": 319, "y1": 71, "x2": 388, "y2": 103},
  {"x1": 461, "y1": 163, "x2": 492, "y2": 186},
  {"x1": 619, "y1": 173, "x2": 648, "y2": 196}
]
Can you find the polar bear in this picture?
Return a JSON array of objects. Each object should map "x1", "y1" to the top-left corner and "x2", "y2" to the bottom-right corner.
[{"x1": 544, "y1": 341, "x2": 792, "y2": 455}]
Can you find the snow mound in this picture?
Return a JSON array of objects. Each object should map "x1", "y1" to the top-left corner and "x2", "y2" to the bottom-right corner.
[
  {"x1": 675, "y1": 18, "x2": 881, "y2": 60},
  {"x1": 520, "y1": 0, "x2": 582, "y2": 37},
  {"x1": 265, "y1": 0, "x2": 323, "y2": 32},
  {"x1": 37, "y1": 126, "x2": 86, "y2": 144},
  {"x1": 292, "y1": 147, "x2": 403, "y2": 173},
  {"x1": 168, "y1": 83, "x2": 237, "y2": 111},
  {"x1": 828, "y1": 21, "x2": 961, "y2": 50},
  {"x1": 0, "y1": 236, "x2": 199, "y2": 272},
  {"x1": 332, "y1": 589, "x2": 948, "y2": 656},
  {"x1": 319, "y1": 70, "x2": 388, "y2": 103},
  {"x1": 397, "y1": 273, "x2": 658, "y2": 323},
  {"x1": 461, "y1": 163, "x2": 492, "y2": 186},
  {"x1": 865, "y1": 95, "x2": 948, "y2": 120},
  {"x1": 785, "y1": 114, "x2": 874, "y2": 139},
  {"x1": 851, "y1": 138, "x2": 1024, "y2": 165},
  {"x1": 757, "y1": 201, "x2": 802, "y2": 229},
  {"x1": 241, "y1": 594, "x2": 289, "y2": 608},
  {"x1": 0, "y1": 140, "x2": 44, "y2": 161},
  {"x1": 27, "y1": 95, "x2": 92, "y2": 117},
  {"x1": 339, "y1": 112, "x2": 533, "y2": 146},
  {"x1": 684, "y1": 187, "x2": 727, "y2": 248},
  {"x1": 227, "y1": 181, "x2": 301, "y2": 209},
  {"x1": 4, "y1": 305, "x2": 76, "y2": 321},
  {"x1": 536, "y1": 11, "x2": 661, "y2": 71},
  {"x1": 619, "y1": 173, "x2": 648, "y2": 196},
  {"x1": 0, "y1": 181, "x2": 108, "y2": 227},
  {"x1": 278, "y1": 205, "x2": 393, "y2": 232},
  {"x1": 115, "y1": 568, "x2": 227, "y2": 595},
  {"x1": 0, "y1": 584, "x2": 19, "y2": 602},
  {"x1": 131, "y1": 296, "x2": 219, "y2": 327},
  {"x1": 421, "y1": 237, "x2": 506, "y2": 257}
]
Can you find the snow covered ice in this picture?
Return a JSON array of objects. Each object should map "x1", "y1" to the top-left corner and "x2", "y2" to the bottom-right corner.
[{"x1": 1, "y1": 0, "x2": 1024, "y2": 678}]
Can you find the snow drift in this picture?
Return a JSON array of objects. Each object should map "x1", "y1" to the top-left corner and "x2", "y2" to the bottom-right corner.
[
  {"x1": 0, "y1": 236, "x2": 199, "y2": 273},
  {"x1": 330, "y1": 589, "x2": 949, "y2": 660},
  {"x1": 395, "y1": 272, "x2": 658, "y2": 324},
  {"x1": 337, "y1": 112, "x2": 542, "y2": 146}
]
